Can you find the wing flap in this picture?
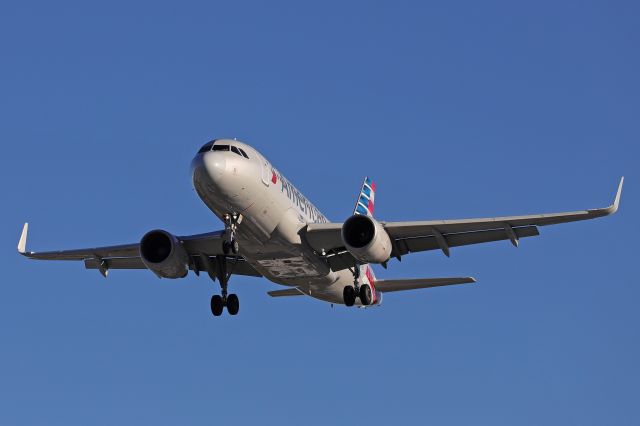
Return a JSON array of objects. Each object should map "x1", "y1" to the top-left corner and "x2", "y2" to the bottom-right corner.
[
  {"x1": 375, "y1": 277, "x2": 476, "y2": 293},
  {"x1": 396, "y1": 225, "x2": 539, "y2": 257},
  {"x1": 85, "y1": 257, "x2": 147, "y2": 270},
  {"x1": 191, "y1": 256, "x2": 262, "y2": 277},
  {"x1": 84, "y1": 255, "x2": 262, "y2": 277}
]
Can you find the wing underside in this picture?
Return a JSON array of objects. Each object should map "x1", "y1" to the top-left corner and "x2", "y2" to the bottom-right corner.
[
  {"x1": 303, "y1": 178, "x2": 624, "y2": 271},
  {"x1": 17, "y1": 225, "x2": 261, "y2": 278}
]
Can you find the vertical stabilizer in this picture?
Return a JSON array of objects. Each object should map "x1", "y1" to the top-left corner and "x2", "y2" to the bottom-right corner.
[
  {"x1": 352, "y1": 178, "x2": 378, "y2": 298},
  {"x1": 353, "y1": 177, "x2": 376, "y2": 217}
]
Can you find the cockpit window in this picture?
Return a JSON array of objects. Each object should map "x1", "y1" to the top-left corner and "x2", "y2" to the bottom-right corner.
[
  {"x1": 212, "y1": 144, "x2": 230, "y2": 151},
  {"x1": 198, "y1": 142, "x2": 214, "y2": 153},
  {"x1": 231, "y1": 146, "x2": 242, "y2": 156},
  {"x1": 238, "y1": 148, "x2": 249, "y2": 159}
]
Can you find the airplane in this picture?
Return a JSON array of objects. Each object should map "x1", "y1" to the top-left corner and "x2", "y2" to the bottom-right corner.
[{"x1": 17, "y1": 139, "x2": 624, "y2": 317}]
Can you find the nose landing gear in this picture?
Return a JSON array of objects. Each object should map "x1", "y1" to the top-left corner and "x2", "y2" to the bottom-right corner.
[{"x1": 222, "y1": 213, "x2": 241, "y2": 255}]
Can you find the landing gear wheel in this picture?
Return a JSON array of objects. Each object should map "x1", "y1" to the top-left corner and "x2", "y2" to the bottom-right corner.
[
  {"x1": 211, "y1": 295, "x2": 224, "y2": 316},
  {"x1": 226, "y1": 294, "x2": 240, "y2": 315},
  {"x1": 359, "y1": 285, "x2": 372, "y2": 306},
  {"x1": 222, "y1": 239, "x2": 239, "y2": 255},
  {"x1": 343, "y1": 285, "x2": 356, "y2": 307}
]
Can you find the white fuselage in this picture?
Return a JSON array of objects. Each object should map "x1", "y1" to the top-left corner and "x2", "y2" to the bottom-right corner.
[{"x1": 190, "y1": 139, "x2": 374, "y2": 305}]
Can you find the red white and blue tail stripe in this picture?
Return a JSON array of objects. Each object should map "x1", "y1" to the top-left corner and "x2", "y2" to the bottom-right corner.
[
  {"x1": 352, "y1": 177, "x2": 379, "y2": 304},
  {"x1": 353, "y1": 177, "x2": 376, "y2": 217}
]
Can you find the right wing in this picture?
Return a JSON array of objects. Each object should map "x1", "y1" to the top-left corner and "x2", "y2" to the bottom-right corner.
[
  {"x1": 17, "y1": 225, "x2": 261, "y2": 278},
  {"x1": 304, "y1": 177, "x2": 623, "y2": 270}
]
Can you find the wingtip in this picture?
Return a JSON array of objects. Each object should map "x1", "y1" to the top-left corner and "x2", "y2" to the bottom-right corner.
[
  {"x1": 608, "y1": 176, "x2": 624, "y2": 214},
  {"x1": 17, "y1": 223, "x2": 29, "y2": 254},
  {"x1": 614, "y1": 176, "x2": 624, "y2": 209}
]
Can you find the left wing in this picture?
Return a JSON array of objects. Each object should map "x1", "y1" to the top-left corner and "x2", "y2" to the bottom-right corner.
[
  {"x1": 303, "y1": 178, "x2": 624, "y2": 271},
  {"x1": 374, "y1": 277, "x2": 476, "y2": 292},
  {"x1": 17, "y1": 225, "x2": 261, "y2": 277}
]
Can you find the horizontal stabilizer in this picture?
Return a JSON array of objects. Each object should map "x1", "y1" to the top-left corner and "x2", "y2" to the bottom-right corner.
[
  {"x1": 267, "y1": 288, "x2": 305, "y2": 297},
  {"x1": 375, "y1": 277, "x2": 476, "y2": 293}
]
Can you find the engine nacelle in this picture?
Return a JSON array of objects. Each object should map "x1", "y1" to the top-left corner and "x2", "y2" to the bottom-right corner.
[
  {"x1": 341, "y1": 215, "x2": 392, "y2": 264},
  {"x1": 139, "y1": 230, "x2": 190, "y2": 279}
]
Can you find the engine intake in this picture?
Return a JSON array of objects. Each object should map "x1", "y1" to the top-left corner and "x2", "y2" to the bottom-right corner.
[
  {"x1": 140, "y1": 230, "x2": 190, "y2": 279},
  {"x1": 341, "y1": 215, "x2": 392, "y2": 264}
]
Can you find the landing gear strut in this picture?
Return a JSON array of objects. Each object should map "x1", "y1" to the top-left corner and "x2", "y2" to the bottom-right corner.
[
  {"x1": 208, "y1": 255, "x2": 240, "y2": 317},
  {"x1": 222, "y1": 213, "x2": 241, "y2": 255},
  {"x1": 343, "y1": 264, "x2": 373, "y2": 307}
]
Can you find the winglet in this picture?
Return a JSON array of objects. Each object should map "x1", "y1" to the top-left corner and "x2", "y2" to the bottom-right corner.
[
  {"x1": 17, "y1": 223, "x2": 29, "y2": 254},
  {"x1": 604, "y1": 176, "x2": 624, "y2": 215},
  {"x1": 612, "y1": 176, "x2": 624, "y2": 213}
]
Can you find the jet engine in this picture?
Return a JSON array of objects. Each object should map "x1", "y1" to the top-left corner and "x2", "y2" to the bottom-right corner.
[
  {"x1": 341, "y1": 214, "x2": 392, "y2": 264},
  {"x1": 139, "y1": 230, "x2": 190, "y2": 279}
]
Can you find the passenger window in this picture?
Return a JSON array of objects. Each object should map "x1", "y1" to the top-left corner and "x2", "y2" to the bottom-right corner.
[
  {"x1": 198, "y1": 142, "x2": 214, "y2": 153},
  {"x1": 238, "y1": 148, "x2": 249, "y2": 159},
  {"x1": 231, "y1": 146, "x2": 242, "y2": 156},
  {"x1": 212, "y1": 144, "x2": 230, "y2": 151}
]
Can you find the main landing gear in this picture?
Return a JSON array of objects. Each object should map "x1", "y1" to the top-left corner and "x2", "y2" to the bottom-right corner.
[
  {"x1": 222, "y1": 213, "x2": 240, "y2": 255},
  {"x1": 343, "y1": 265, "x2": 373, "y2": 307},
  {"x1": 209, "y1": 255, "x2": 240, "y2": 317}
]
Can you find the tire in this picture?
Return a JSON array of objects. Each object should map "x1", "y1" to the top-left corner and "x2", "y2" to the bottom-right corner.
[
  {"x1": 343, "y1": 285, "x2": 356, "y2": 307},
  {"x1": 222, "y1": 241, "x2": 230, "y2": 255},
  {"x1": 226, "y1": 294, "x2": 240, "y2": 315},
  {"x1": 359, "y1": 285, "x2": 372, "y2": 306},
  {"x1": 231, "y1": 240, "x2": 240, "y2": 254},
  {"x1": 211, "y1": 295, "x2": 224, "y2": 316}
]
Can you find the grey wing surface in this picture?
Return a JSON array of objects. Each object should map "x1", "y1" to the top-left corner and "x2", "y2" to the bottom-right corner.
[
  {"x1": 16, "y1": 225, "x2": 261, "y2": 278},
  {"x1": 265, "y1": 278, "x2": 476, "y2": 298},
  {"x1": 374, "y1": 277, "x2": 476, "y2": 292},
  {"x1": 303, "y1": 178, "x2": 624, "y2": 271}
]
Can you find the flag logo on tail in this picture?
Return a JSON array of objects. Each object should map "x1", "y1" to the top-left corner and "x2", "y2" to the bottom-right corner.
[{"x1": 353, "y1": 177, "x2": 376, "y2": 217}]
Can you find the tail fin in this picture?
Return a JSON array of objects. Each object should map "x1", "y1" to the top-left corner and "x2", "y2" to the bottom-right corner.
[
  {"x1": 352, "y1": 178, "x2": 378, "y2": 291},
  {"x1": 353, "y1": 177, "x2": 376, "y2": 217}
]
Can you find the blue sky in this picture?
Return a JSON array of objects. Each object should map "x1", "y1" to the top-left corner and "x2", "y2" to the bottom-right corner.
[{"x1": 1, "y1": 1, "x2": 638, "y2": 424}]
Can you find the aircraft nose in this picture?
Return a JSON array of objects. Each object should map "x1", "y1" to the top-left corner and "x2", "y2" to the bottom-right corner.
[
  {"x1": 203, "y1": 151, "x2": 227, "y2": 182},
  {"x1": 191, "y1": 151, "x2": 227, "y2": 190}
]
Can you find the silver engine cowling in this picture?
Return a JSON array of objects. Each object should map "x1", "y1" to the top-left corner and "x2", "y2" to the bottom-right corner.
[
  {"x1": 341, "y1": 214, "x2": 392, "y2": 264},
  {"x1": 139, "y1": 230, "x2": 190, "y2": 279}
]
